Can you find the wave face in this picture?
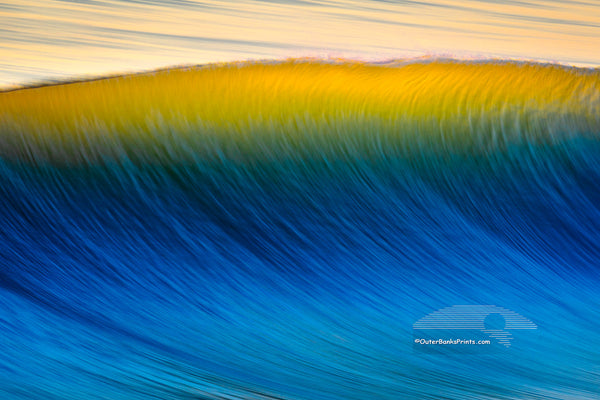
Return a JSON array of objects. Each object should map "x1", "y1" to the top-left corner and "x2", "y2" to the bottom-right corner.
[{"x1": 1, "y1": 60, "x2": 599, "y2": 399}]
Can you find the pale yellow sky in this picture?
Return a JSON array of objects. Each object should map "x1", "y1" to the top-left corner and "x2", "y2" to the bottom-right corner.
[{"x1": 1, "y1": 0, "x2": 599, "y2": 88}]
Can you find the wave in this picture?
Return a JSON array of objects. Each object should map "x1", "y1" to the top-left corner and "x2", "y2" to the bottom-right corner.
[
  {"x1": 0, "y1": 59, "x2": 599, "y2": 399},
  {"x1": 1, "y1": 59, "x2": 598, "y2": 164}
]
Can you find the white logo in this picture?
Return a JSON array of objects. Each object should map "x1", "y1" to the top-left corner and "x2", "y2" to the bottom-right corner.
[{"x1": 413, "y1": 305, "x2": 537, "y2": 348}]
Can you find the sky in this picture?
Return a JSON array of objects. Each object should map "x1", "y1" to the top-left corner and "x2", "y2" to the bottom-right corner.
[{"x1": 1, "y1": 0, "x2": 599, "y2": 88}]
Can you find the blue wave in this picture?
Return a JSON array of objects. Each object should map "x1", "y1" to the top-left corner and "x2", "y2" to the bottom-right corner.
[
  {"x1": 1, "y1": 64, "x2": 600, "y2": 399},
  {"x1": 1, "y1": 137, "x2": 599, "y2": 399}
]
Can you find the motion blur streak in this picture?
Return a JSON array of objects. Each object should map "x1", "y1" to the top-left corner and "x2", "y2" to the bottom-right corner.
[
  {"x1": 0, "y1": 59, "x2": 599, "y2": 399},
  {"x1": 1, "y1": 0, "x2": 600, "y2": 87}
]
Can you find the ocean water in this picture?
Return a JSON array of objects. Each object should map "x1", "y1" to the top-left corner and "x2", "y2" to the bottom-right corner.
[
  {"x1": 1, "y1": 0, "x2": 600, "y2": 88},
  {"x1": 0, "y1": 60, "x2": 599, "y2": 399}
]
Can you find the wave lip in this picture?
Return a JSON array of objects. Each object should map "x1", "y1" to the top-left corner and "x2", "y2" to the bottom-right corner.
[{"x1": 0, "y1": 58, "x2": 598, "y2": 165}]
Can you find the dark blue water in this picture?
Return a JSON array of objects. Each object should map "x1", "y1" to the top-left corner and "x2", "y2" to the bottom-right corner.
[{"x1": 1, "y1": 129, "x2": 599, "y2": 398}]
